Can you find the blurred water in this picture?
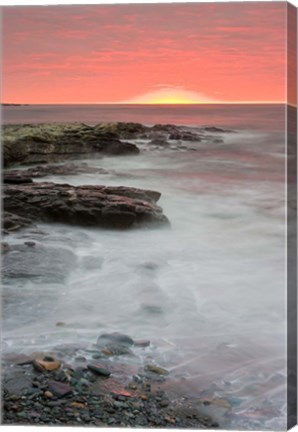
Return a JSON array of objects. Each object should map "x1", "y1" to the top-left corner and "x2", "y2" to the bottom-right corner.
[
  {"x1": 2, "y1": 103, "x2": 285, "y2": 131},
  {"x1": 2, "y1": 107, "x2": 288, "y2": 430}
]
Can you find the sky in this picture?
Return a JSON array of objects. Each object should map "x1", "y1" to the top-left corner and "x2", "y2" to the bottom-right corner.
[{"x1": 1, "y1": 2, "x2": 295, "y2": 104}]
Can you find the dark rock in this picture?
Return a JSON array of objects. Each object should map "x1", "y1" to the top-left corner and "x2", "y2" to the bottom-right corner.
[
  {"x1": 87, "y1": 364, "x2": 111, "y2": 377},
  {"x1": 8, "y1": 163, "x2": 110, "y2": 179},
  {"x1": 24, "y1": 241, "x2": 36, "y2": 247},
  {"x1": 3, "y1": 123, "x2": 140, "y2": 167},
  {"x1": 3, "y1": 182, "x2": 169, "y2": 231},
  {"x1": 96, "y1": 332, "x2": 134, "y2": 347},
  {"x1": 94, "y1": 122, "x2": 148, "y2": 139},
  {"x1": 203, "y1": 126, "x2": 231, "y2": 133},
  {"x1": 3, "y1": 173, "x2": 33, "y2": 184},
  {"x1": 48, "y1": 381, "x2": 72, "y2": 398},
  {"x1": 2, "y1": 353, "x2": 33, "y2": 366},
  {"x1": 133, "y1": 340, "x2": 150, "y2": 348},
  {"x1": 151, "y1": 124, "x2": 179, "y2": 133},
  {"x1": 169, "y1": 132, "x2": 201, "y2": 141},
  {"x1": 102, "y1": 344, "x2": 133, "y2": 356},
  {"x1": 4, "y1": 371, "x2": 32, "y2": 395},
  {"x1": 3, "y1": 212, "x2": 33, "y2": 233},
  {"x1": 32, "y1": 361, "x2": 45, "y2": 373},
  {"x1": 148, "y1": 138, "x2": 170, "y2": 147},
  {"x1": 144, "y1": 364, "x2": 169, "y2": 375}
]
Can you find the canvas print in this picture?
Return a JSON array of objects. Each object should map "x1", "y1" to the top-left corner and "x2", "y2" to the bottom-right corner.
[{"x1": 1, "y1": 1, "x2": 297, "y2": 430}]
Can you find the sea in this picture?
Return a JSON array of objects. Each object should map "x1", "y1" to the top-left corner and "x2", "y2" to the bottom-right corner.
[{"x1": 1, "y1": 104, "x2": 292, "y2": 430}]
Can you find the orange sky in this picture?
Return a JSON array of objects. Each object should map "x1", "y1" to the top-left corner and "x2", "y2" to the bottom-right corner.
[{"x1": 1, "y1": 2, "x2": 294, "y2": 104}]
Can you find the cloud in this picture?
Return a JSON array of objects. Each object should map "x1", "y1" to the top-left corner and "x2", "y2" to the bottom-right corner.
[{"x1": 2, "y1": 2, "x2": 287, "y2": 103}]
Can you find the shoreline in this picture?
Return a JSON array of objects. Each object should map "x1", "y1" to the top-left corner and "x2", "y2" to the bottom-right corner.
[
  {"x1": 2, "y1": 332, "x2": 219, "y2": 428},
  {"x1": 2, "y1": 120, "x2": 285, "y2": 430},
  {"x1": 1, "y1": 121, "x2": 224, "y2": 428}
]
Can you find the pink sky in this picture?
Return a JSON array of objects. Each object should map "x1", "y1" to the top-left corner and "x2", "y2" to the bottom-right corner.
[{"x1": 2, "y1": 2, "x2": 295, "y2": 104}]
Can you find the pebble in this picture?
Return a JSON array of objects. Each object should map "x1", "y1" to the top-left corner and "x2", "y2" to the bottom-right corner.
[
  {"x1": 87, "y1": 364, "x2": 111, "y2": 377},
  {"x1": 24, "y1": 241, "x2": 36, "y2": 247},
  {"x1": 2, "y1": 331, "x2": 219, "y2": 429},
  {"x1": 48, "y1": 381, "x2": 72, "y2": 398},
  {"x1": 75, "y1": 356, "x2": 87, "y2": 362},
  {"x1": 133, "y1": 340, "x2": 150, "y2": 348},
  {"x1": 165, "y1": 415, "x2": 176, "y2": 424},
  {"x1": 96, "y1": 332, "x2": 134, "y2": 347},
  {"x1": 102, "y1": 344, "x2": 132, "y2": 356},
  {"x1": 34, "y1": 357, "x2": 61, "y2": 372},
  {"x1": 113, "y1": 401, "x2": 128, "y2": 409},
  {"x1": 144, "y1": 364, "x2": 169, "y2": 375},
  {"x1": 101, "y1": 348, "x2": 113, "y2": 356}
]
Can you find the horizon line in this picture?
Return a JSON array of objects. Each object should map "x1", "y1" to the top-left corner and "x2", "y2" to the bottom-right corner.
[{"x1": 2, "y1": 101, "x2": 296, "y2": 106}]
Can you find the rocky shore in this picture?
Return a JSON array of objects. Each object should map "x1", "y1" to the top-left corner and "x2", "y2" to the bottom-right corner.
[
  {"x1": 3, "y1": 180, "x2": 169, "y2": 232},
  {"x1": 2, "y1": 121, "x2": 228, "y2": 428},
  {"x1": 3, "y1": 121, "x2": 232, "y2": 167},
  {"x1": 2, "y1": 332, "x2": 218, "y2": 428}
]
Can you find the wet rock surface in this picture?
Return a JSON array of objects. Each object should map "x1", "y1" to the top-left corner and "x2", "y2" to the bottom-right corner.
[
  {"x1": 2, "y1": 333, "x2": 219, "y2": 428},
  {"x1": 3, "y1": 181, "x2": 169, "y2": 232},
  {"x1": 3, "y1": 123, "x2": 140, "y2": 167},
  {"x1": 2, "y1": 242, "x2": 77, "y2": 283},
  {"x1": 3, "y1": 121, "x2": 233, "y2": 167},
  {"x1": 3, "y1": 212, "x2": 33, "y2": 233},
  {"x1": 96, "y1": 332, "x2": 134, "y2": 347},
  {"x1": 3, "y1": 163, "x2": 109, "y2": 181}
]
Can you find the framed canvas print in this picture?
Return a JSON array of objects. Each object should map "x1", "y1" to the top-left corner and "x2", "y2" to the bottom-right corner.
[{"x1": 1, "y1": 0, "x2": 297, "y2": 430}]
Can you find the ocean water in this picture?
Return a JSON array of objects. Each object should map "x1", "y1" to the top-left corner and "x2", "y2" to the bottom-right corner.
[
  {"x1": 2, "y1": 104, "x2": 289, "y2": 430},
  {"x1": 2, "y1": 103, "x2": 285, "y2": 131}
]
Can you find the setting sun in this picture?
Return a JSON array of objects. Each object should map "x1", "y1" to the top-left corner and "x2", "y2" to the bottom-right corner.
[{"x1": 126, "y1": 88, "x2": 220, "y2": 105}]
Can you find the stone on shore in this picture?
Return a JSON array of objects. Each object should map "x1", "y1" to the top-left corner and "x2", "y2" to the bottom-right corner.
[
  {"x1": 3, "y1": 181, "x2": 169, "y2": 232},
  {"x1": 48, "y1": 381, "x2": 73, "y2": 398},
  {"x1": 33, "y1": 356, "x2": 61, "y2": 372},
  {"x1": 144, "y1": 364, "x2": 170, "y2": 375},
  {"x1": 96, "y1": 333, "x2": 134, "y2": 347},
  {"x1": 133, "y1": 340, "x2": 151, "y2": 348},
  {"x1": 87, "y1": 364, "x2": 112, "y2": 377},
  {"x1": 3, "y1": 212, "x2": 33, "y2": 232}
]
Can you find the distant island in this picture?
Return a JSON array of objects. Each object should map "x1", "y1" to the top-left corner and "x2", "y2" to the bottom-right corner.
[{"x1": 1, "y1": 103, "x2": 29, "y2": 106}]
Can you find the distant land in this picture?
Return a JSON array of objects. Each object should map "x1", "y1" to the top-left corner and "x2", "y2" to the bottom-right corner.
[{"x1": 1, "y1": 103, "x2": 29, "y2": 106}]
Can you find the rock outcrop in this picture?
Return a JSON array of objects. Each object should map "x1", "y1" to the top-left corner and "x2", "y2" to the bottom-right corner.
[
  {"x1": 3, "y1": 180, "x2": 169, "y2": 231},
  {"x1": 3, "y1": 123, "x2": 140, "y2": 167},
  {"x1": 2, "y1": 121, "x2": 234, "y2": 167},
  {"x1": 94, "y1": 122, "x2": 148, "y2": 139},
  {"x1": 3, "y1": 163, "x2": 108, "y2": 182}
]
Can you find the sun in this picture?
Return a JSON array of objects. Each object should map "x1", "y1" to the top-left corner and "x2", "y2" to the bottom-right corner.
[
  {"x1": 148, "y1": 95, "x2": 202, "y2": 104},
  {"x1": 126, "y1": 87, "x2": 219, "y2": 104}
]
